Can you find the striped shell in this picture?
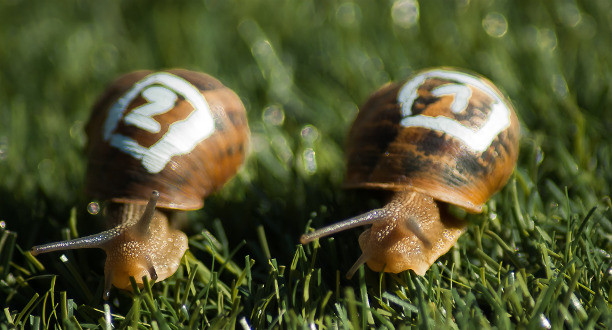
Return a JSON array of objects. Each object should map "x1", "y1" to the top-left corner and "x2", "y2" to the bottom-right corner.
[
  {"x1": 345, "y1": 68, "x2": 519, "y2": 213},
  {"x1": 85, "y1": 69, "x2": 249, "y2": 210}
]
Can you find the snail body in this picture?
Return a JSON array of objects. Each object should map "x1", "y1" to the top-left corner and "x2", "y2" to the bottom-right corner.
[
  {"x1": 301, "y1": 68, "x2": 519, "y2": 278},
  {"x1": 31, "y1": 69, "x2": 249, "y2": 298}
]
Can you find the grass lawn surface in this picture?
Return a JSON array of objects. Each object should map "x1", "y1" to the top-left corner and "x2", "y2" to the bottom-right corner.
[{"x1": 1, "y1": 0, "x2": 611, "y2": 328}]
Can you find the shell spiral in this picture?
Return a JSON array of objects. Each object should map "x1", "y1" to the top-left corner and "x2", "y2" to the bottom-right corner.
[
  {"x1": 85, "y1": 69, "x2": 249, "y2": 210},
  {"x1": 344, "y1": 68, "x2": 519, "y2": 212}
]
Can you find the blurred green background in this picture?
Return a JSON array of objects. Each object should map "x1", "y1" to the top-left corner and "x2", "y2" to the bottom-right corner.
[{"x1": 1, "y1": 0, "x2": 610, "y2": 327}]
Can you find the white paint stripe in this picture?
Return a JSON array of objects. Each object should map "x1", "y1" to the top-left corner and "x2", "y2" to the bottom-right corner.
[
  {"x1": 109, "y1": 134, "x2": 147, "y2": 159},
  {"x1": 123, "y1": 86, "x2": 177, "y2": 133},
  {"x1": 103, "y1": 72, "x2": 216, "y2": 173},
  {"x1": 401, "y1": 102, "x2": 510, "y2": 152},
  {"x1": 397, "y1": 74, "x2": 426, "y2": 117},
  {"x1": 431, "y1": 84, "x2": 471, "y2": 114},
  {"x1": 397, "y1": 69, "x2": 511, "y2": 153}
]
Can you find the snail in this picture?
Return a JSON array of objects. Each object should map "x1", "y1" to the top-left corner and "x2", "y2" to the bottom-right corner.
[
  {"x1": 31, "y1": 69, "x2": 249, "y2": 299},
  {"x1": 301, "y1": 68, "x2": 519, "y2": 278}
]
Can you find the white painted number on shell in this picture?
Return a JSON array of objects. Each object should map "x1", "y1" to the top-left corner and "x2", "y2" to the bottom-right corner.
[
  {"x1": 123, "y1": 86, "x2": 177, "y2": 133},
  {"x1": 103, "y1": 73, "x2": 215, "y2": 173},
  {"x1": 398, "y1": 69, "x2": 511, "y2": 153}
]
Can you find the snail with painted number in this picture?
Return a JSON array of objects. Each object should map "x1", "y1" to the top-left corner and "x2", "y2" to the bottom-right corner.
[
  {"x1": 301, "y1": 68, "x2": 519, "y2": 278},
  {"x1": 31, "y1": 69, "x2": 249, "y2": 299}
]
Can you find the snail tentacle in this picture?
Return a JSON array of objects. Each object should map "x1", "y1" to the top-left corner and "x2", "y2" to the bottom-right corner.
[
  {"x1": 136, "y1": 190, "x2": 160, "y2": 236},
  {"x1": 30, "y1": 227, "x2": 122, "y2": 256},
  {"x1": 346, "y1": 252, "x2": 371, "y2": 279},
  {"x1": 300, "y1": 208, "x2": 388, "y2": 244}
]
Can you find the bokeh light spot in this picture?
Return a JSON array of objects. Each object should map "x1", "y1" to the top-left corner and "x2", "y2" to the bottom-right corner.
[
  {"x1": 300, "y1": 125, "x2": 319, "y2": 144},
  {"x1": 302, "y1": 148, "x2": 317, "y2": 175},
  {"x1": 558, "y1": 2, "x2": 582, "y2": 27},
  {"x1": 392, "y1": 0, "x2": 420, "y2": 29},
  {"x1": 538, "y1": 28, "x2": 558, "y2": 51},
  {"x1": 336, "y1": 2, "x2": 361, "y2": 28},
  {"x1": 482, "y1": 12, "x2": 508, "y2": 38},
  {"x1": 87, "y1": 202, "x2": 100, "y2": 215},
  {"x1": 262, "y1": 105, "x2": 285, "y2": 126}
]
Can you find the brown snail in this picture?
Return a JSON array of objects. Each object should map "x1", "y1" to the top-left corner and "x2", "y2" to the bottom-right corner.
[
  {"x1": 31, "y1": 69, "x2": 249, "y2": 299},
  {"x1": 301, "y1": 68, "x2": 519, "y2": 278}
]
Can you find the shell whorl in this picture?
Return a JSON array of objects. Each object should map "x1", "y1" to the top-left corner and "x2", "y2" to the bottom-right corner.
[
  {"x1": 85, "y1": 69, "x2": 249, "y2": 210},
  {"x1": 344, "y1": 68, "x2": 519, "y2": 212}
]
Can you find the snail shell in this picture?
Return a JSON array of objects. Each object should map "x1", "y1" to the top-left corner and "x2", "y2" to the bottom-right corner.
[
  {"x1": 86, "y1": 69, "x2": 249, "y2": 210},
  {"x1": 31, "y1": 69, "x2": 249, "y2": 298},
  {"x1": 301, "y1": 68, "x2": 519, "y2": 277}
]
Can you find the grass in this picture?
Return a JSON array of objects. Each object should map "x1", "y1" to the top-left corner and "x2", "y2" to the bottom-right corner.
[{"x1": 1, "y1": 0, "x2": 611, "y2": 328}]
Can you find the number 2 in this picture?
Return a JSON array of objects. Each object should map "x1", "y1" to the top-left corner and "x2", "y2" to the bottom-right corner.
[
  {"x1": 103, "y1": 73, "x2": 215, "y2": 174},
  {"x1": 398, "y1": 69, "x2": 511, "y2": 153}
]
